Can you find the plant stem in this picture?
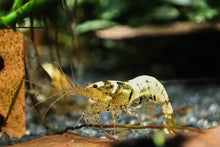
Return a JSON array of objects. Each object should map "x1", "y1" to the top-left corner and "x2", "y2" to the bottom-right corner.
[
  {"x1": 0, "y1": 0, "x2": 55, "y2": 26},
  {"x1": 12, "y1": 0, "x2": 24, "y2": 10}
]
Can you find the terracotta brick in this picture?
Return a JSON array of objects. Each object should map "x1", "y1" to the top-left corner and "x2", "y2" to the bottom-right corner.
[{"x1": 0, "y1": 29, "x2": 25, "y2": 138}]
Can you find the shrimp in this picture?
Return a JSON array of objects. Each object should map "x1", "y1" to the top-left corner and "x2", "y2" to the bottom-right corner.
[
  {"x1": 70, "y1": 76, "x2": 176, "y2": 133},
  {"x1": 41, "y1": 63, "x2": 175, "y2": 133}
]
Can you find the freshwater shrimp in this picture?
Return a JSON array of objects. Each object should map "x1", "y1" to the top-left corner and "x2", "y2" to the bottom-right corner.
[
  {"x1": 42, "y1": 63, "x2": 176, "y2": 133},
  {"x1": 70, "y1": 76, "x2": 176, "y2": 133}
]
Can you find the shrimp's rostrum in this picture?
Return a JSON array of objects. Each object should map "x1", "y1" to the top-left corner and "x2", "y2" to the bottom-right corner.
[{"x1": 71, "y1": 75, "x2": 176, "y2": 132}]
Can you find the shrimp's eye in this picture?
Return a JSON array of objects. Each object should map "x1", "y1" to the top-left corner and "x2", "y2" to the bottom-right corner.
[{"x1": 93, "y1": 84, "x2": 98, "y2": 88}]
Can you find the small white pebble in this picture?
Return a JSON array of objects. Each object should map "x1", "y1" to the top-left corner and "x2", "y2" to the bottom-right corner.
[
  {"x1": 129, "y1": 119, "x2": 136, "y2": 125},
  {"x1": 212, "y1": 121, "x2": 218, "y2": 127},
  {"x1": 209, "y1": 104, "x2": 219, "y2": 113},
  {"x1": 25, "y1": 130, "x2": 31, "y2": 135}
]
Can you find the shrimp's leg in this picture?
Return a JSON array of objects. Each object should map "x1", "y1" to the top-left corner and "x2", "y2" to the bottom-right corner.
[
  {"x1": 85, "y1": 104, "x2": 101, "y2": 125},
  {"x1": 92, "y1": 111, "x2": 101, "y2": 125},
  {"x1": 110, "y1": 109, "x2": 121, "y2": 135},
  {"x1": 74, "y1": 113, "x2": 84, "y2": 127},
  {"x1": 124, "y1": 106, "x2": 144, "y2": 125},
  {"x1": 162, "y1": 100, "x2": 176, "y2": 133},
  {"x1": 127, "y1": 110, "x2": 138, "y2": 118}
]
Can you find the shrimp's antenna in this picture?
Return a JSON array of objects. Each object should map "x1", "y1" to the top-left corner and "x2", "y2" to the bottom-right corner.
[
  {"x1": 54, "y1": 61, "x2": 65, "y2": 75},
  {"x1": 73, "y1": 113, "x2": 84, "y2": 127},
  {"x1": 54, "y1": 61, "x2": 74, "y2": 88},
  {"x1": 24, "y1": 79, "x2": 57, "y2": 91},
  {"x1": 71, "y1": 60, "x2": 78, "y2": 87},
  {"x1": 30, "y1": 93, "x2": 58, "y2": 109},
  {"x1": 42, "y1": 89, "x2": 73, "y2": 121}
]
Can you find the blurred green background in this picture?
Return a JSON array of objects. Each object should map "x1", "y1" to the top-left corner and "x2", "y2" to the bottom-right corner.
[{"x1": 1, "y1": 0, "x2": 220, "y2": 81}]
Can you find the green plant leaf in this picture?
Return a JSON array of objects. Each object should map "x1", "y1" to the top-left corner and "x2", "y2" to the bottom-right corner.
[
  {"x1": 150, "y1": 5, "x2": 180, "y2": 20},
  {"x1": 76, "y1": 19, "x2": 117, "y2": 34}
]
